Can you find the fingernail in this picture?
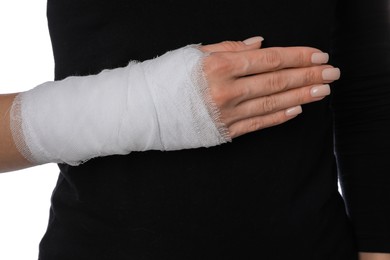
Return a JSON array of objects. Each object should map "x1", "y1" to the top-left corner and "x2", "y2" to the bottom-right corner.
[
  {"x1": 243, "y1": 36, "x2": 264, "y2": 45},
  {"x1": 322, "y1": 68, "x2": 341, "y2": 81},
  {"x1": 285, "y1": 106, "x2": 302, "y2": 117},
  {"x1": 311, "y1": 84, "x2": 331, "y2": 98},
  {"x1": 311, "y1": 52, "x2": 329, "y2": 64}
]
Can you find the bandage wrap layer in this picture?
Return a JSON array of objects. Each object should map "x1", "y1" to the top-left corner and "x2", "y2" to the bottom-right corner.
[{"x1": 10, "y1": 45, "x2": 231, "y2": 166}]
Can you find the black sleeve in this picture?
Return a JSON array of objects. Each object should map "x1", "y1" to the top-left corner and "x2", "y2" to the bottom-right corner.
[{"x1": 331, "y1": 0, "x2": 390, "y2": 253}]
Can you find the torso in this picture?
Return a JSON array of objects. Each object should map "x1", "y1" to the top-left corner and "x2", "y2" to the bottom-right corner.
[{"x1": 39, "y1": 1, "x2": 357, "y2": 259}]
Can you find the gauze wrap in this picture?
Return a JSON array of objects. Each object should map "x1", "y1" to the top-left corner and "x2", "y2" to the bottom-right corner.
[{"x1": 10, "y1": 45, "x2": 231, "y2": 166}]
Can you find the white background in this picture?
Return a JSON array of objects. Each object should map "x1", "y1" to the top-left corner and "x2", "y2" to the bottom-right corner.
[{"x1": 0, "y1": 1, "x2": 59, "y2": 259}]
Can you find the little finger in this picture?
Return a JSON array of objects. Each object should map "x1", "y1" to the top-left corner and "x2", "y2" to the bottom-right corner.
[
  {"x1": 230, "y1": 84, "x2": 330, "y2": 123},
  {"x1": 228, "y1": 106, "x2": 302, "y2": 138}
]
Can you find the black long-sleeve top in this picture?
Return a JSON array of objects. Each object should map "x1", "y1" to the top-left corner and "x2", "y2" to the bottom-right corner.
[{"x1": 38, "y1": 0, "x2": 390, "y2": 259}]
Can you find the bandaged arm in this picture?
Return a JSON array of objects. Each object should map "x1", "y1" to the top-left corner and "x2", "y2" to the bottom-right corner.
[{"x1": 1, "y1": 45, "x2": 230, "y2": 170}]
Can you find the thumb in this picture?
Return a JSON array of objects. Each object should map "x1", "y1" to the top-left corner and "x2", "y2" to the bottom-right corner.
[{"x1": 200, "y1": 36, "x2": 263, "y2": 53}]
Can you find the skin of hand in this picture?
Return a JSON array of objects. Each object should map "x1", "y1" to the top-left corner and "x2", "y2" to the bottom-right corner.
[
  {"x1": 0, "y1": 38, "x2": 338, "y2": 172},
  {"x1": 360, "y1": 253, "x2": 390, "y2": 260},
  {"x1": 200, "y1": 37, "x2": 340, "y2": 138}
]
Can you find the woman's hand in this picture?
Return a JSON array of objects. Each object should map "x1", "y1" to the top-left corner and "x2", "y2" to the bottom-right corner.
[{"x1": 201, "y1": 37, "x2": 340, "y2": 138}]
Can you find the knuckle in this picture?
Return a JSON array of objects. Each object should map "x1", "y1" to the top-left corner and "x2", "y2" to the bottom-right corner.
[
  {"x1": 298, "y1": 89, "x2": 309, "y2": 104},
  {"x1": 248, "y1": 118, "x2": 266, "y2": 132},
  {"x1": 261, "y1": 95, "x2": 278, "y2": 113},
  {"x1": 204, "y1": 53, "x2": 235, "y2": 76},
  {"x1": 236, "y1": 82, "x2": 252, "y2": 102},
  {"x1": 209, "y1": 83, "x2": 239, "y2": 110},
  {"x1": 242, "y1": 112, "x2": 289, "y2": 135},
  {"x1": 210, "y1": 86, "x2": 230, "y2": 108},
  {"x1": 269, "y1": 113, "x2": 285, "y2": 126},
  {"x1": 267, "y1": 72, "x2": 287, "y2": 92},
  {"x1": 218, "y1": 109, "x2": 233, "y2": 126},
  {"x1": 220, "y1": 40, "x2": 244, "y2": 51},
  {"x1": 296, "y1": 50, "x2": 306, "y2": 66},
  {"x1": 228, "y1": 126, "x2": 239, "y2": 138},
  {"x1": 303, "y1": 68, "x2": 318, "y2": 84},
  {"x1": 264, "y1": 49, "x2": 283, "y2": 69},
  {"x1": 293, "y1": 88, "x2": 307, "y2": 104}
]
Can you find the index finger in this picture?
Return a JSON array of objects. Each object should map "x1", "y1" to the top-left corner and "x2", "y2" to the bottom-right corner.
[{"x1": 227, "y1": 47, "x2": 329, "y2": 77}]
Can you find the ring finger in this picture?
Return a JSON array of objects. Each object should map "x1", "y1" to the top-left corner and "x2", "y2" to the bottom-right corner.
[
  {"x1": 232, "y1": 65, "x2": 340, "y2": 104},
  {"x1": 226, "y1": 83, "x2": 331, "y2": 125}
]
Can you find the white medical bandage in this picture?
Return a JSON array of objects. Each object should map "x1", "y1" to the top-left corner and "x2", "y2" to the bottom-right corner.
[{"x1": 10, "y1": 45, "x2": 231, "y2": 166}]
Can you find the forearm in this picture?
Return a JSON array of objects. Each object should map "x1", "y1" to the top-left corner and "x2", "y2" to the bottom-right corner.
[
  {"x1": 0, "y1": 45, "x2": 226, "y2": 168},
  {"x1": 360, "y1": 253, "x2": 390, "y2": 260},
  {"x1": 0, "y1": 94, "x2": 34, "y2": 172}
]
